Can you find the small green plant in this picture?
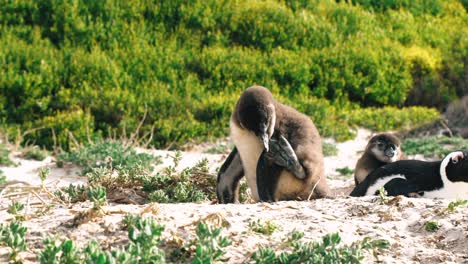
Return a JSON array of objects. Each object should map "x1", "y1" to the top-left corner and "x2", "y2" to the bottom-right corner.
[
  {"x1": 7, "y1": 201, "x2": 25, "y2": 220},
  {"x1": 0, "y1": 170, "x2": 6, "y2": 186},
  {"x1": 436, "y1": 199, "x2": 468, "y2": 216},
  {"x1": 336, "y1": 167, "x2": 354, "y2": 176},
  {"x1": 446, "y1": 199, "x2": 468, "y2": 213},
  {"x1": 87, "y1": 185, "x2": 107, "y2": 210},
  {"x1": 251, "y1": 231, "x2": 389, "y2": 264},
  {"x1": 322, "y1": 142, "x2": 338, "y2": 157},
  {"x1": 69, "y1": 152, "x2": 218, "y2": 204},
  {"x1": 162, "y1": 151, "x2": 183, "y2": 177},
  {"x1": 286, "y1": 230, "x2": 305, "y2": 244},
  {"x1": 377, "y1": 187, "x2": 389, "y2": 204},
  {"x1": 39, "y1": 237, "x2": 80, "y2": 264},
  {"x1": 238, "y1": 181, "x2": 250, "y2": 203},
  {"x1": 83, "y1": 241, "x2": 113, "y2": 263},
  {"x1": 39, "y1": 215, "x2": 165, "y2": 264},
  {"x1": 86, "y1": 164, "x2": 151, "y2": 190},
  {"x1": 38, "y1": 167, "x2": 50, "y2": 189},
  {"x1": 146, "y1": 157, "x2": 216, "y2": 203},
  {"x1": 192, "y1": 222, "x2": 231, "y2": 264},
  {"x1": 121, "y1": 213, "x2": 137, "y2": 229},
  {"x1": 83, "y1": 240, "x2": 133, "y2": 263},
  {"x1": 125, "y1": 215, "x2": 166, "y2": 263},
  {"x1": 424, "y1": 221, "x2": 440, "y2": 232},
  {"x1": 55, "y1": 184, "x2": 88, "y2": 203},
  {"x1": 0, "y1": 221, "x2": 28, "y2": 263},
  {"x1": 148, "y1": 190, "x2": 170, "y2": 203},
  {"x1": 40, "y1": 216, "x2": 165, "y2": 263},
  {"x1": 248, "y1": 219, "x2": 279, "y2": 236},
  {"x1": 22, "y1": 146, "x2": 49, "y2": 161},
  {"x1": 57, "y1": 140, "x2": 160, "y2": 175},
  {"x1": 0, "y1": 143, "x2": 15, "y2": 166}
]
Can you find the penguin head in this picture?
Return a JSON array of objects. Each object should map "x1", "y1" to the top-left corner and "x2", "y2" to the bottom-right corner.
[
  {"x1": 368, "y1": 133, "x2": 402, "y2": 163},
  {"x1": 443, "y1": 150, "x2": 468, "y2": 183},
  {"x1": 234, "y1": 86, "x2": 276, "y2": 151}
]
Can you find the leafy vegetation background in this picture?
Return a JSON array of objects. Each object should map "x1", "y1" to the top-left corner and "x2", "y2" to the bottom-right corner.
[{"x1": 0, "y1": 0, "x2": 466, "y2": 149}]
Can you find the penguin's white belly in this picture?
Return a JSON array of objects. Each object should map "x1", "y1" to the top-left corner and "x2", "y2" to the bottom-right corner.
[
  {"x1": 422, "y1": 181, "x2": 468, "y2": 199},
  {"x1": 230, "y1": 119, "x2": 263, "y2": 201}
]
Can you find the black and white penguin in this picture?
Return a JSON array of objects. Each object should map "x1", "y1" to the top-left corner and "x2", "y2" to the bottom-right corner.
[
  {"x1": 216, "y1": 147, "x2": 244, "y2": 203},
  {"x1": 350, "y1": 150, "x2": 468, "y2": 199},
  {"x1": 217, "y1": 86, "x2": 331, "y2": 202},
  {"x1": 354, "y1": 133, "x2": 406, "y2": 186}
]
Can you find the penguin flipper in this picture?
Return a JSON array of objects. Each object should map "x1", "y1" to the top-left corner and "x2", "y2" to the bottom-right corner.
[
  {"x1": 349, "y1": 182, "x2": 368, "y2": 197},
  {"x1": 383, "y1": 178, "x2": 421, "y2": 197},
  {"x1": 350, "y1": 177, "x2": 420, "y2": 197},
  {"x1": 268, "y1": 134, "x2": 306, "y2": 179},
  {"x1": 257, "y1": 149, "x2": 282, "y2": 202},
  {"x1": 216, "y1": 147, "x2": 244, "y2": 203}
]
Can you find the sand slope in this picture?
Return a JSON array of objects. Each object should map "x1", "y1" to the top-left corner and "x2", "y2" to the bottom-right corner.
[{"x1": 0, "y1": 129, "x2": 467, "y2": 263}]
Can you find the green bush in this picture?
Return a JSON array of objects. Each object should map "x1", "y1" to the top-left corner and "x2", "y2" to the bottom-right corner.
[
  {"x1": 286, "y1": 95, "x2": 356, "y2": 141},
  {"x1": 349, "y1": 0, "x2": 445, "y2": 15},
  {"x1": 349, "y1": 106, "x2": 440, "y2": 132},
  {"x1": 26, "y1": 108, "x2": 95, "y2": 151},
  {"x1": 402, "y1": 136, "x2": 468, "y2": 158},
  {"x1": 146, "y1": 157, "x2": 217, "y2": 203},
  {"x1": 0, "y1": 0, "x2": 464, "y2": 149},
  {"x1": 22, "y1": 146, "x2": 49, "y2": 161},
  {"x1": 57, "y1": 148, "x2": 219, "y2": 204},
  {"x1": 57, "y1": 139, "x2": 160, "y2": 174}
]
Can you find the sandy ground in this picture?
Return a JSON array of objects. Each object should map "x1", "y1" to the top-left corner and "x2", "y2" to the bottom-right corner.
[{"x1": 0, "y1": 129, "x2": 467, "y2": 263}]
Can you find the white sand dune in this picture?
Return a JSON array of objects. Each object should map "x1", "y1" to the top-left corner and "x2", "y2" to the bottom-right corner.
[{"x1": 0, "y1": 129, "x2": 466, "y2": 263}]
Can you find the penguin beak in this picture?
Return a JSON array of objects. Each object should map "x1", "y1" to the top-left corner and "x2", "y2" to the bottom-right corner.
[
  {"x1": 384, "y1": 148, "x2": 395, "y2": 158},
  {"x1": 261, "y1": 133, "x2": 269, "y2": 152},
  {"x1": 384, "y1": 145, "x2": 396, "y2": 158},
  {"x1": 257, "y1": 123, "x2": 270, "y2": 152}
]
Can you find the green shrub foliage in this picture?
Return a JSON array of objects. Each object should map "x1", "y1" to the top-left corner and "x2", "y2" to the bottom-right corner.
[
  {"x1": 1, "y1": 0, "x2": 464, "y2": 148},
  {"x1": 57, "y1": 139, "x2": 159, "y2": 174},
  {"x1": 0, "y1": 143, "x2": 15, "y2": 166}
]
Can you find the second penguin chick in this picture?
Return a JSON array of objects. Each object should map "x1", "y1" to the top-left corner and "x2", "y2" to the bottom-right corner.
[{"x1": 354, "y1": 133, "x2": 406, "y2": 186}]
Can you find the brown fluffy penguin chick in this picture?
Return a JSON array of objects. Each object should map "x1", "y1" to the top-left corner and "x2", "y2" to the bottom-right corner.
[
  {"x1": 230, "y1": 85, "x2": 331, "y2": 201},
  {"x1": 354, "y1": 133, "x2": 406, "y2": 186}
]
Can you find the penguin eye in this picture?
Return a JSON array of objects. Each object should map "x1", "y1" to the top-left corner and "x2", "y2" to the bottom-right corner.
[
  {"x1": 452, "y1": 158, "x2": 458, "y2": 164},
  {"x1": 377, "y1": 142, "x2": 384, "y2": 148}
]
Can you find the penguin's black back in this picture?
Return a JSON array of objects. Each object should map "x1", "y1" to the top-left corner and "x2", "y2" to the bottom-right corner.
[{"x1": 350, "y1": 159, "x2": 442, "y2": 197}]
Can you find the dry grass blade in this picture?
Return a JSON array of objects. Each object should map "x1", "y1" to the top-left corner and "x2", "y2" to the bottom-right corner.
[
  {"x1": 261, "y1": 203, "x2": 301, "y2": 210},
  {"x1": 0, "y1": 180, "x2": 65, "y2": 218},
  {"x1": 107, "y1": 188, "x2": 144, "y2": 204},
  {"x1": 0, "y1": 181, "x2": 33, "y2": 191},
  {"x1": 197, "y1": 213, "x2": 231, "y2": 229},
  {"x1": 71, "y1": 208, "x2": 107, "y2": 227},
  {"x1": 139, "y1": 203, "x2": 160, "y2": 215}
]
